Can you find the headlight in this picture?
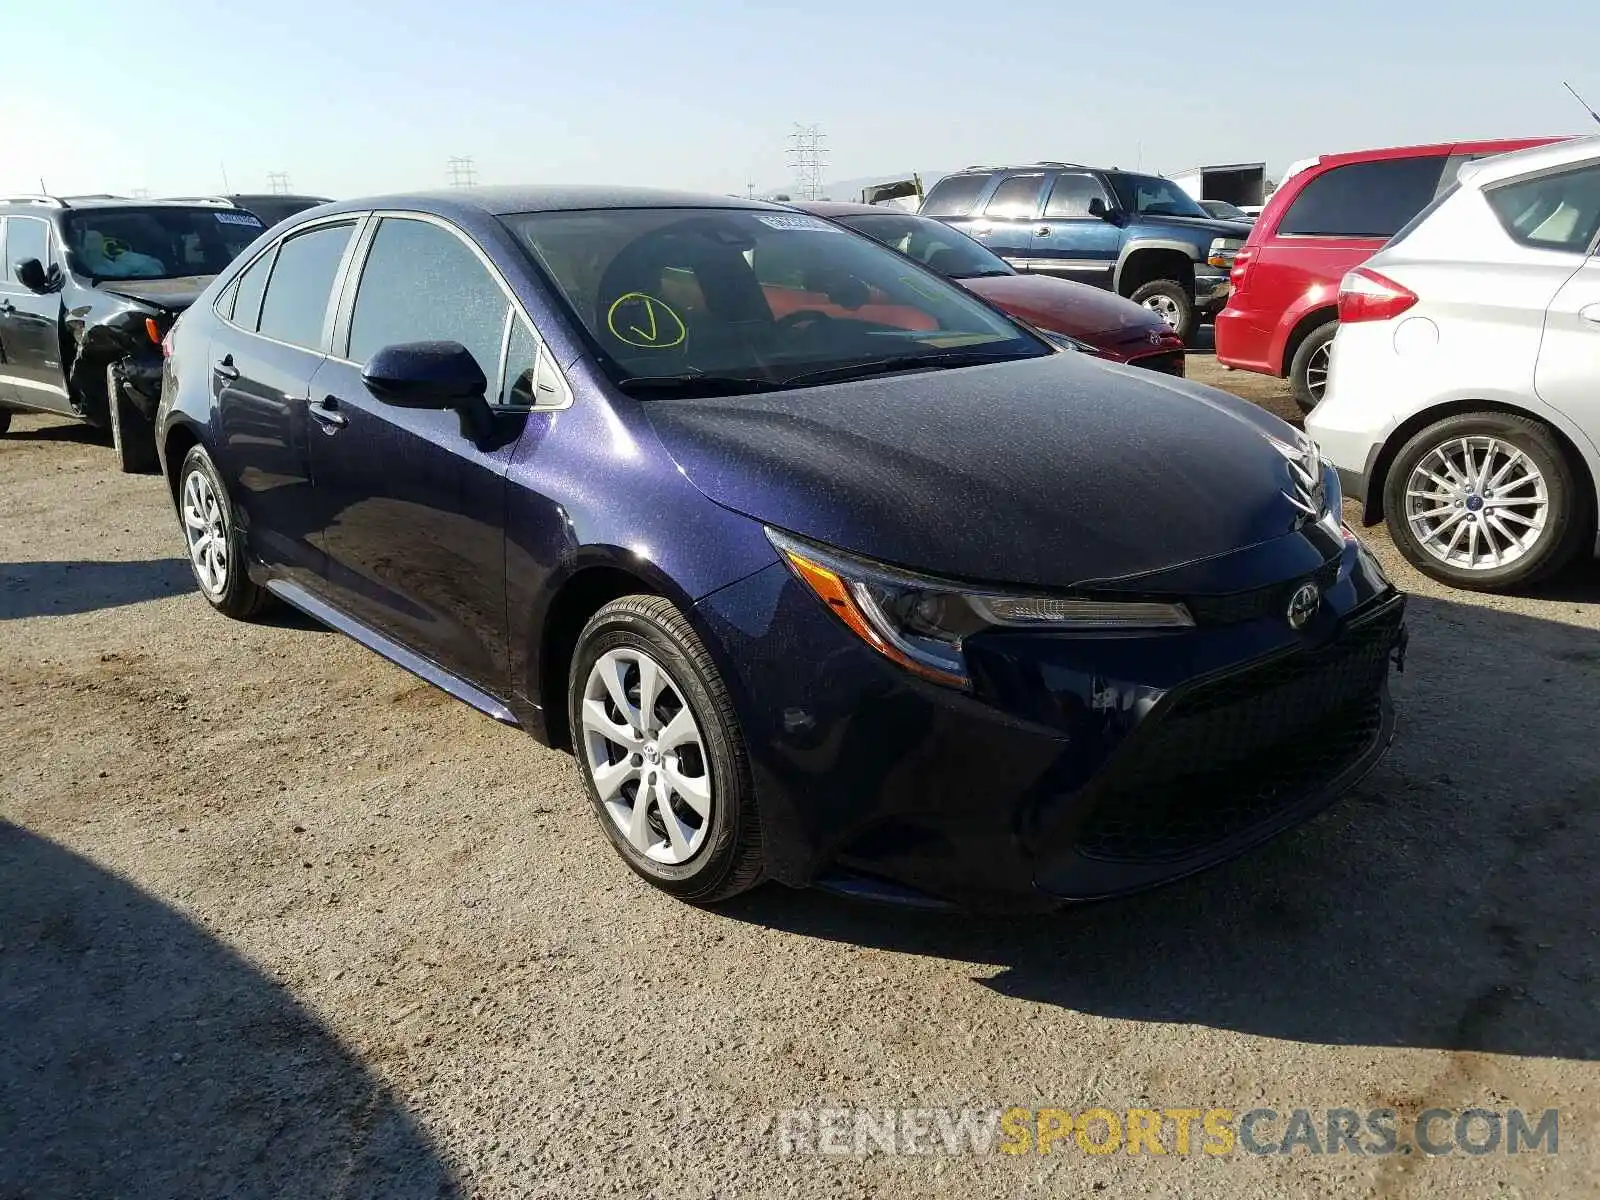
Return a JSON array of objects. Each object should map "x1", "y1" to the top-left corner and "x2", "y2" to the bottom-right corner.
[
  {"x1": 1207, "y1": 236, "x2": 1244, "y2": 269},
  {"x1": 766, "y1": 529, "x2": 1193, "y2": 689}
]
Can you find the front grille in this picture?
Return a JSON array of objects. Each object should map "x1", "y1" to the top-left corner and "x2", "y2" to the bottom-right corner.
[
  {"x1": 1185, "y1": 558, "x2": 1341, "y2": 626},
  {"x1": 1130, "y1": 350, "x2": 1185, "y2": 376},
  {"x1": 1075, "y1": 602, "x2": 1402, "y2": 864}
]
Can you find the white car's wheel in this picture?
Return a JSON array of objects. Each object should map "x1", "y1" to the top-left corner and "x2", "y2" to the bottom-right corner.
[{"x1": 1382, "y1": 412, "x2": 1588, "y2": 591}]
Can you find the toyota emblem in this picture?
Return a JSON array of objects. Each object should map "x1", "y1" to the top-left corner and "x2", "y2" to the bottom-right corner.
[
  {"x1": 1148, "y1": 330, "x2": 1164, "y2": 346},
  {"x1": 1286, "y1": 582, "x2": 1321, "y2": 631}
]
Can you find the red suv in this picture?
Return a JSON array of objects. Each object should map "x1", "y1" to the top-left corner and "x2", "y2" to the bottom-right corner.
[{"x1": 1215, "y1": 137, "x2": 1563, "y2": 411}]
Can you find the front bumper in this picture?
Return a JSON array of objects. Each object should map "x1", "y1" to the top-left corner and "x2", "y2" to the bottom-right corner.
[
  {"x1": 695, "y1": 529, "x2": 1405, "y2": 911},
  {"x1": 1194, "y1": 266, "x2": 1232, "y2": 315}
]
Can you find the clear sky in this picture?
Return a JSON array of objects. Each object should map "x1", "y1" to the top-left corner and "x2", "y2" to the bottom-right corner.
[{"x1": 4, "y1": 0, "x2": 1596, "y2": 200}]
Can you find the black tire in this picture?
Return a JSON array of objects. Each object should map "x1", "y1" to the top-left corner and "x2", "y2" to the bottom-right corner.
[
  {"x1": 568, "y1": 594, "x2": 764, "y2": 904},
  {"x1": 1128, "y1": 279, "x2": 1197, "y2": 342},
  {"x1": 1382, "y1": 411, "x2": 1589, "y2": 592},
  {"x1": 0, "y1": 408, "x2": 11, "y2": 435},
  {"x1": 176, "y1": 444, "x2": 273, "y2": 619},
  {"x1": 107, "y1": 363, "x2": 160, "y2": 474},
  {"x1": 1289, "y1": 321, "x2": 1338, "y2": 414}
]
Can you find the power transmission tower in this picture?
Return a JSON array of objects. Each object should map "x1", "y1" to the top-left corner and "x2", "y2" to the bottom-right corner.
[
  {"x1": 447, "y1": 156, "x2": 479, "y2": 189},
  {"x1": 787, "y1": 124, "x2": 829, "y2": 201},
  {"x1": 131, "y1": 188, "x2": 151, "y2": 200},
  {"x1": 267, "y1": 172, "x2": 291, "y2": 195}
]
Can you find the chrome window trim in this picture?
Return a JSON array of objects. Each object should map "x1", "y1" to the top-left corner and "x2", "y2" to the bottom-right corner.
[{"x1": 325, "y1": 209, "x2": 573, "y2": 412}]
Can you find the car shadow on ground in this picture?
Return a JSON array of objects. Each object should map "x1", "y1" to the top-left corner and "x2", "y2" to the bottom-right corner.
[
  {"x1": 0, "y1": 421, "x2": 107, "y2": 445},
  {"x1": 721, "y1": 593, "x2": 1600, "y2": 1062},
  {"x1": 1, "y1": 559, "x2": 194, "y2": 619},
  {"x1": 0, "y1": 823, "x2": 459, "y2": 1198}
]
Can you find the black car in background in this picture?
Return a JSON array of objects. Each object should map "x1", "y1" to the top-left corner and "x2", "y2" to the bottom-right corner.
[
  {"x1": 168, "y1": 193, "x2": 333, "y2": 228},
  {"x1": 0, "y1": 194, "x2": 266, "y2": 470}
]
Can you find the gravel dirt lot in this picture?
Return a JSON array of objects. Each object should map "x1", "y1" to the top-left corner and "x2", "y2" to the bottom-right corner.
[{"x1": 3, "y1": 354, "x2": 1597, "y2": 1198}]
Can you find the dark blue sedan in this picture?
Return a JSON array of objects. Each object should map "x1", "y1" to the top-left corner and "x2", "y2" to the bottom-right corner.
[{"x1": 156, "y1": 187, "x2": 1406, "y2": 910}]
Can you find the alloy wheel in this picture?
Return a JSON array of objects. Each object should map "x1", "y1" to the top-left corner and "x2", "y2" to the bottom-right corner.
[
  {"x1": 1304, "y1": 339, "x2": 1331, "y2": 403},
  {"x1": 181, "y1": 469, "x2": 230, "y2": 596},
  {"x1": 1403, "y1": 436, "x2": 1549, "y2": 572},
  {"x1": 1141, "y1": 294, "x2": 1182, "y2": 330},
  {"x1": 581, "y1": 647, "x2": 713, "y2": 865}
]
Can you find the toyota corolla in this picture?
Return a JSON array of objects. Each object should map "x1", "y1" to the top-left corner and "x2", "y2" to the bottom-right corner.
[{"x1": 157, "y1": 187, "x2": 1407, "y2": 910}]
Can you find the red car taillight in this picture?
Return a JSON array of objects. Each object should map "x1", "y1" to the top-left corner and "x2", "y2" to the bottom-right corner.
[
  {"x1": 1228, "y1": 245, "x2": 1255, "y2": 291},
  {"x1": 1338, "y1": 267, "x2": 1418, "y2": 323}
]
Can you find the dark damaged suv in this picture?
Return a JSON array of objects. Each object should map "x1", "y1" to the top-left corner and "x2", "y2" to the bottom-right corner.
[{"x1": 0, "y1": 194, "x2": 266, "y2": 470}]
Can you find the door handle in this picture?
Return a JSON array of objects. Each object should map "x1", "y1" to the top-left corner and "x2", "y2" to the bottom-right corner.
[
  {"x1": 309, "y1": 395, "x2": 347, "y2": 430},
  {"x1": 1579, "y1": 303, "x2": 1600, "y2": 325},
  {"x1": 0, "y1": 300, "x2": 14, "y2": 315},
  {"x1": 213, "y1": 355, "x2": 239, "y2": 381},
  {"x1": 1036, "y1": 225, "x2": 1052, "y2": 236}
]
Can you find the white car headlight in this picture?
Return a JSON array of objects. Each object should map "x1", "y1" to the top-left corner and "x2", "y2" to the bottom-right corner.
[{"x1": 767, "y1": 528, "x2": 1193, "y2": 689}]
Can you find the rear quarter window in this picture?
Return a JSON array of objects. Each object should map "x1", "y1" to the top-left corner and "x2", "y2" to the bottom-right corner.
[
  {"x1": 1276, "y1": 156, "x2": 1448, "y2": 238},
  {"x1": 920, "y1": 174, "x2": 991, "y2": 218},
  {"x1": 1486, "y1": 164, "x2": 1600, "y2": 253}
]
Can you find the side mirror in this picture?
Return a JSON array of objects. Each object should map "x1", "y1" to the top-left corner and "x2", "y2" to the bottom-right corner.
[
  {"x1": 1087, "y1": 198, "x2": 1111, "y2": 221},
  {"x1": 14, "y1": 258, "x2": 50, "y2": 294},
  {"x1": 361, "y1": 341, "x2": 486, "y2": 408},
  {"x1": 362, "y1": 341, "x2": 493, "y2": 442}
]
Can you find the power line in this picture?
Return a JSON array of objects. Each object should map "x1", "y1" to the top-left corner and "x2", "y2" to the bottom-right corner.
[
  {"x1": 267, "y1": 172, "x2": 291, "y2": 195},
  {"x1": 787, "y1": 124, "x2": 829, "y2": 202},
  {"x1": 447, "y1": 156, "x2": 479, "y2": 189}
]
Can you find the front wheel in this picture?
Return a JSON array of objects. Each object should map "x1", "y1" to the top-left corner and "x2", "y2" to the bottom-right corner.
[
  {"x1": 107, "y1": 363, "x2": 159, "y2": 474},
  {"x1": 1129, "y1": 279, "x2": 1197, "y2": 342},
  {"x1": 176, "y1": 444, "x2": 272, "y2": 619},
  {"x1": 1382, "y1": 412, "x2": 1588, "y2": 591},
  {"x1": 568, "y1": 594, "x2": 764, "y2": 904}
]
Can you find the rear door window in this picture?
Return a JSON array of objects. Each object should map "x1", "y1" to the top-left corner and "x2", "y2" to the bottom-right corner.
[
  {"x1": 920, "y1": 174, "x2": 992, "y2": 218},
  {"x1": 226, "y1": 248, "x2": 276, "y2": 331},
  {"x1": 983, "y1": 175, "x2": 1047, "y2": 220},
  {"x1": 1276, "y1": 156, "x2": 1449, "y2": 238},
  {"x1": 1487, "y1": 165, "x2": 1600, "y2": 253},
  {"x1": 256, "y1": 222, "x2": 356, "y2": 351}
]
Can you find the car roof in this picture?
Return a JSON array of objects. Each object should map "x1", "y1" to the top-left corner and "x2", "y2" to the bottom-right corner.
[
  {"x1": 1306, "y1": 136, "x2": 1569, "y2": 171},
  {"x1": 310, "y1": 185, "x2": 787, "y2": 220},
  {"x1": 1456, "y1": 134, "x2": 1600, "y2": 188},
  {"x1": 794, "y1": 200, "x2": 910, "y2": 218}
]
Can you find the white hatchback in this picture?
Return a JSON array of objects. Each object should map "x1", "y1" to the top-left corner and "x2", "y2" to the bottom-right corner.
[{"x1": 1308, "y1": 135, "x2": 1600, "y2": 590}]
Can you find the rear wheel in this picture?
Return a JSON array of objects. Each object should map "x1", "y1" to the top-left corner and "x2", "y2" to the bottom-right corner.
[
  {"x1": 1129, "y1": 279, "x2": 1197, "y2": 342},
  {"x1": 0, "y1": 409, "x2": 11, "y2": 435},
  {"x1": 177, "y1": 444, "x2": 272, "y2": 619},
  {"x1": 1289, "y1": 321, "x2": 1338, "y2": 414},
  {"x1": 107, "y1": 363, "x2": 159, "y2": 474},
  {"x1": 1382, "y1": 412, "x2": 1588, "y2": 591},
  {"x1": 568, "y1": 594, "x2": 764, "y2": 904}
]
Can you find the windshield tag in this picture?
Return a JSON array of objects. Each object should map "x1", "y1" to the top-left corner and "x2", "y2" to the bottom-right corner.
[
  {"x1": 755, "y1": 214, "x2": 838, "y2": 233},
  {"x1": 216, "y1": 213, "x2": 263, "y2": 227}
]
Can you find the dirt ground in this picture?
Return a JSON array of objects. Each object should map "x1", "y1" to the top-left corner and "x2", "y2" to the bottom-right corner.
[{"x1": 3, "y1": 356, "x2": 1597, "y2": 1198}]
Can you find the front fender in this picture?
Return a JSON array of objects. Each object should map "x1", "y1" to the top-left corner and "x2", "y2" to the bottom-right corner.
[{"x1": 1113, "y1": 238, "x2": 1202, "y2": 293}]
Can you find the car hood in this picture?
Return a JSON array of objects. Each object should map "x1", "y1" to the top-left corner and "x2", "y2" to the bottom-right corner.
[
  {"x1": 959, "y1": 273, "x2": 1168, "y2": 342},
  {"x1": 95, "y1": 275, "x2": 214, "y2": 314},
  {"x1": 1141, "y1": 214, "x2": 1255, "y2": 240},
  {"x1": 643, "y1": 354, "x2": 1313, "y2": 589}
]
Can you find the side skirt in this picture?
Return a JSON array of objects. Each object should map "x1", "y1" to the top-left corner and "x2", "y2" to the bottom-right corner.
[{"x1": 262, "y1": 577, "x2": 522, "y2": 728}]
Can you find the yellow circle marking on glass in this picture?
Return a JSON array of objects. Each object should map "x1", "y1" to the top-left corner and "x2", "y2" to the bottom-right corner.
[{"x1": 606, "y1": 292, "x2": 687, "y2": 349}]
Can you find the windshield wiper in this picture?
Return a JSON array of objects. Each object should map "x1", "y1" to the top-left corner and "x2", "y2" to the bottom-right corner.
[
  {"x1": 776, "y1": 350, "x2": 1029, "y2": 388},
  {"x1": 615, "y1": 373, "x2": 784, "y2": 398}
]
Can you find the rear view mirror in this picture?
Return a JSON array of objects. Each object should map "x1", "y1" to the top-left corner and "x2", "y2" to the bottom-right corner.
[
  {"x1": 13, "y1": 258, "x2": 49, "y2": 293},
  {"x1": 361, "y1": 341, "x2": 486, "y2": 409}
]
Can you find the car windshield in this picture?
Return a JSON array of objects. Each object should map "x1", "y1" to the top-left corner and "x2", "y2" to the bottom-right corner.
[
  {"x1": 1108, "y1": 174, "x2": 1209, "y2": 219},
  {"x1": 502, "y1": 207, "x2": 1048, "y2": 397},
  {"x1": 63, "y1": 206, "x2": 265, "y2": 281},
  {"x1": 1202, "y1": 200, "x2": 1249, "y2": 220},
  {"x1": 833, "y1": 212, "x2": 1014, "y2": 280}
]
